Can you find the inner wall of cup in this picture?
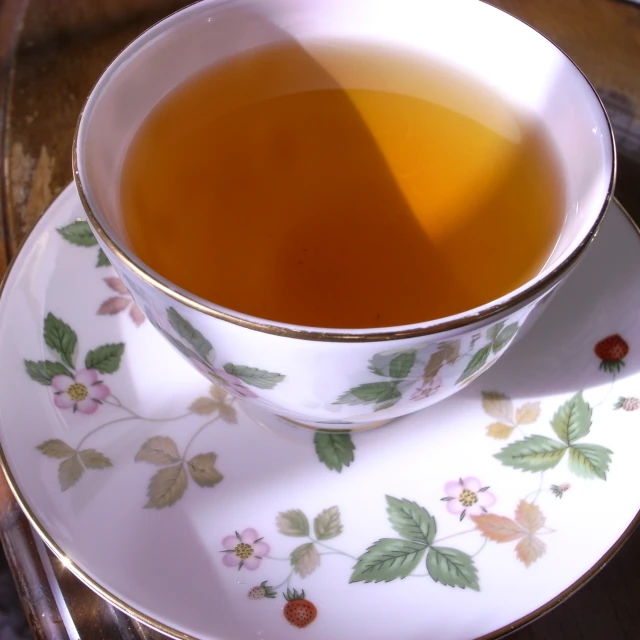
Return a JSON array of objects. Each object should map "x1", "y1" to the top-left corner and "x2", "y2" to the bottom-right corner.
[{"x1": 78, "y1": 0, "x2": 612, "y2": 286}]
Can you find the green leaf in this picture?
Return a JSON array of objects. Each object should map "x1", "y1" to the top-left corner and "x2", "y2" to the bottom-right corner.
[
  {"x1": 385, "y1": 496, "x2": 436, "y2": 545},
  {"x1": 494, "y1": 435, "x2": 567, "y2": 472},
  {"x1": 486, "y1": 321, "x2": 505, "y2": 344},
  {"x1": 314, "y1": 506, "x2": 343, "y2": 540},
  {"x1": 334, "y1": 381, "x2": 401, "y2": 406},
  {"x1": 369, "y1": 350, "x2": 416, "y2": 378},
  {"x1": 349, "y1": 538, "x2": 427, "y2": 583},
  {"x1": 374, "y1": 400, "x2": 400, "y2": 412},
  {"x1": 314, "y1": 433, "x2": 355, "y2": 472},
  {"x1": 222, "y1": 364, "x2": 284, "y2": 389},
  {"x1": 144, "y1": 464, "x2": 188, "y2": 509},
  {"x1": 24, "y1": 360, "x2": 73, "y2": 385},
  {"x1": 551, "y1": 393, "x2": 592, "y2": 445},
  {"x1": 57, "y1": 220, "x2": 98, "y2": 247},
  {"x1": 389, "y1": 352, "x2": 416, "y2": 378},
  {"x1": 426, "y1": 546, "x2": 479, "y2": 590},
  {"x1": 43, "y1": 313, "x2": 77, "y2": 368},
  {"x1": 84, "y1": 343, "x2": 125, "y2": 374},
  {"x1": 58, "y1": 455, "x2": 84, "y2": 491},
  {"x1": 36, "y1": 439, "x2": 75, "y2": 459},
  {"x1": 276, "y1": 509, "x2": 310, "y2": 536},
  {"x1": 167, "y1": 307, "x2": 214, "y2": 363},
  {"x1": 290, "y1": 542, "x2": 320, "y2": 577},
  {"x1": 492, "y1": 322, "x2": 519, "y2": 353},
  {"x1": 96, "y1": 248, "x2": 111, "y2": 267},
  {"x1": 79, "y1": 449, "x2": 113, "y2": 469},
  {"x1": 568, "y1": 443, "x2": 612, "y2": 480},
  {"x1": 456, "y1": 344, "x2": 491, "y2": 384}
]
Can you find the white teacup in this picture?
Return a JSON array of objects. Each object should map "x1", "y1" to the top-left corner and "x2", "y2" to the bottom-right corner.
[{"x1": 73, "y1": 0, "x2": 614, "y2": 431}]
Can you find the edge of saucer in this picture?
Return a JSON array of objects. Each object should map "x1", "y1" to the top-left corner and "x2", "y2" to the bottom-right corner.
[{"x1": 0, "y1": 187, "x2": 636, "y2": 640}]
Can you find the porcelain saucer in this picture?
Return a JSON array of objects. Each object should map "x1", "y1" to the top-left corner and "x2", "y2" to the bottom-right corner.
[{"x1": 0, "y1": 185, "x2": 639, "y2": 640}]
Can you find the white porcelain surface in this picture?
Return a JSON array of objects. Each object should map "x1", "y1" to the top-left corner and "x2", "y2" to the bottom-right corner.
[
  {"x1": 74, "y1": 0, "x2": 614, "y2": 428},
  {"x1": 0, "y1": 186, "x2": 638, "y2": 639}
]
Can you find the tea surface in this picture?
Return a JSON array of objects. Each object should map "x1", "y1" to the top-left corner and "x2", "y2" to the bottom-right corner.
[{"x1": 121, "y1": 41, "x2": 564, "y2": 328}]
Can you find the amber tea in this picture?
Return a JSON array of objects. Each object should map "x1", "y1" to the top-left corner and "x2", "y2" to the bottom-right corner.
[{"x1": 121, "y1": 40, "x2": 565, "y2": 329}]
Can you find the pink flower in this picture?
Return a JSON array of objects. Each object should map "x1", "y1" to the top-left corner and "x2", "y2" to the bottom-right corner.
[
  {"x1": 442, "y1": 477, "x2": 496, "y2": 521},
  {"x1": 211, "y1": 368, "x2": 258, "y2": 399},
  {"x1": 51, "y1": 369, "x2": 110, "y2": 414},
  {"x1": 221, "y1": 528, "x2": 270, "y2": 570}
]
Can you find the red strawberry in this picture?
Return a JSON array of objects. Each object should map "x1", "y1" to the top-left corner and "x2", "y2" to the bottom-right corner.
[
  {"x1": 283, "y1": 589, "x2": 317, "y2": 628},
  {"x1": 247, "y1": 581, "x2": 277, "y2": 600},
  {"x1": 594, "y1": 334, "x2": 629, "y2": 373},
  {"x1": 614, "y1": 397, "x2": 640, "y2": 412}
]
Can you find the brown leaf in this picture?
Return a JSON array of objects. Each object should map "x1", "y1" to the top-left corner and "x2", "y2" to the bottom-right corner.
[
  {"x1": 103, "y1": 277, "x2": 129, "y2": 295},
  {"x1": 482, "y1": 392, "x2": 514, "y2": 423},
  {"x1": 58, "y1": 455, "x2": 84, "y2": 491},
  {"x1": 514, "y1": 500, "x2": 545, "y2": 534},
  {"x1": 79, "y1": 449, "x2": 113, "y2": 469},
  {"x1": 218, "y1": 403, "x2": 237, "y2": 424},
  {"x1": 486, "y1": 423, "x2": 514, "y2": 440},
  {"x1": 129, "y1": 304, "x2": 146, "y2": 326},
  {"x1": 423, "y1": 348, "x2": 446, "y2": 382},
  {"x1": 475, "y1": 501, "x2": 548, "y2": 569},
  {"x1": 37, "y1": 439, "x2": 75, "y2": 459},
  {"x1": 97, "y1": 296, "x2": 130, "y2": 316},
  {"x1": 209, "y1": 385, "x2": 228, "y2": 402},
  {"x1": 189, "y1": 397, "x2": 218, "y2": 415},
  {"x1": 135, "y1": 436, "x2": 181, "y2": 465},
  {"x1": 515, "y1": 535, "x2": 546, "y2": 567},
  {"x1": 440, "y1": 340, "x2": 461, "y2": 365},
  {"x1": 290, "y1": 542, "x2": 321, "y2": 577},
  {"x1": 145, "y1": 464, "x2": 188, "y2": 508},
  {"x1": 187, "y1": 453, "x2": 224, "y2": 487},
  {"x1": 515, "y1": 402, "x2": 541, "y2": 425},
  {"x1": 471, "y1": 514, "x2": 523, "y2": 542}
]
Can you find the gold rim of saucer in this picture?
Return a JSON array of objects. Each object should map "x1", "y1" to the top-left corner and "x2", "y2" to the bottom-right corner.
[
  {"x1": 71, "y1": 1, "x2": 617, "y2": 344},
  {"x1": 0, "y1": 185, "x2": 634, "y2": 640}
]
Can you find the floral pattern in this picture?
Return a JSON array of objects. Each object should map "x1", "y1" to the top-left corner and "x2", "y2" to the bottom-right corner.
[
  {"x1": 210, "y1": 367, "x2": 259, "y2": 399},
  {"x1": 221, "y1": 529, "x2": 270, "y2": 570},
  {"x1": 473, "y1": 500, "x2": 548, "y2": 567},
  {"x1": 333, "y1": 320, "x2": 520, "y2": 412},
  {"x1": 212, "y1": 332, "x2": 625, "y2": 619},
  {"x1": 57, "y1": 220, "x2": 110, "y2": 267},
  {"x1": 441, "y1": 477, "x2": 496, "y2": 520},
  {"x1": 97, "y1": 277, "x2": 145, "y2": 326},
  {"x1": 150, "y1": 306, "x2": 285, "y2": 400},
  {"x1": 222, "y1": 506, "x2": 347, "y2": 628},
  {"x1": 26, "y1": 312, "x2": 229, "y2": 504},
  {"x1": 52, "y1": 368, "x2": 110, "y2": 414},
  {"x1": 14, "y1": 210, "x2": 633, "y2": 636}
]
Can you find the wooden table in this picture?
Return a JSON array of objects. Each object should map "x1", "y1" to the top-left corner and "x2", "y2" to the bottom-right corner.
[{"x1": 0, "y1": 0, "x2": 639, "y2": 638}]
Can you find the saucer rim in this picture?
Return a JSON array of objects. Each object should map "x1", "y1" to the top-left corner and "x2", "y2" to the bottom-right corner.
[{"x1": 0, "y1": 187, "x2": 636, "y2": 640}]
